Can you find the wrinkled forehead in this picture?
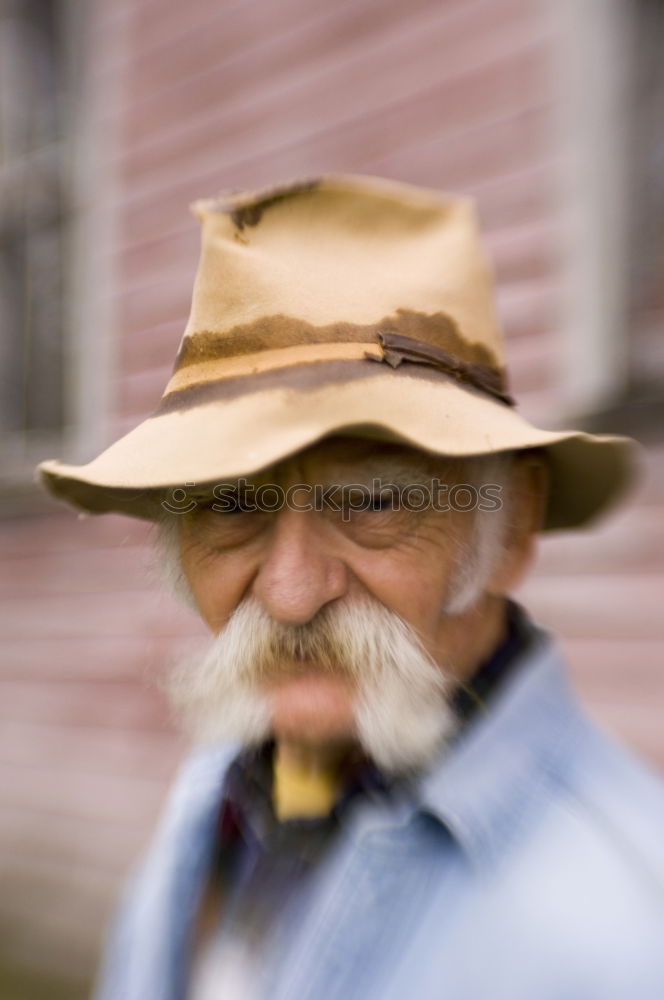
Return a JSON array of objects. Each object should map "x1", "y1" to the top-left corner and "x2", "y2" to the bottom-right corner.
[{"x1": 252, "y1": 436, "x2": 471, "y2": 488}]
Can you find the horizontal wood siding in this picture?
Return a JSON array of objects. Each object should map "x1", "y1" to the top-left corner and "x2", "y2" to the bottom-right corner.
[{"x1": 2, "y1": 0, "x2": 662, "y2": 993}]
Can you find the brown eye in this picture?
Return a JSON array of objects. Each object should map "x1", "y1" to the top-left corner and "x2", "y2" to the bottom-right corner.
[
  {"x1": 368, "y1": 490, "x2": 399, "y2": 512},
  {"x1": 184, "y1": 495, "x2": 269, "y2": 551},
  {"x1": 209, "y1": 490, "x2": 256, "y2": 514},
  {"x1": 339, "y1": 487, "x2": 400, "y2": 519}
]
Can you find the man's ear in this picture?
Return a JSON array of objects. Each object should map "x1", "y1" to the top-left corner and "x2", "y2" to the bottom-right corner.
[{"x1": 486, "y1": 452, "x2": 549, "y2": 596}]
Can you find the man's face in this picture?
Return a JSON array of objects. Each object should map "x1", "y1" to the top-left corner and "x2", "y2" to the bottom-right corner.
[{"x1": 173, "y1": 438, "x2": 531, "y2": 766}]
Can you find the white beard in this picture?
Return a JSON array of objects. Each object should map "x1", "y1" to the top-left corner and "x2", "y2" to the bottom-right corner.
[{"x1": 163, "y1": 596, "x2": 459, "y2": 775}]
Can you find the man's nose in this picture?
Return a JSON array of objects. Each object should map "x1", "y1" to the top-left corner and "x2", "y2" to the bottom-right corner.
[{"x1": 252, "y1": 508, "x2": 349, "y2": 625}]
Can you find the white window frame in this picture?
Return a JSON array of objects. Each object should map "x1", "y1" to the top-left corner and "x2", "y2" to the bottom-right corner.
[
  {"x1": 0, "y1": 0, "x2": 121, "y2": 513},
  {"x1": 551, "y1": 0, "x2": 635, "y2": 419}
]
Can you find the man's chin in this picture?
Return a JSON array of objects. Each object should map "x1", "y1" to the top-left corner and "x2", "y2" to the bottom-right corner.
[{"x1": 265, "y1": 674, "x2": 357, "y2": 747}]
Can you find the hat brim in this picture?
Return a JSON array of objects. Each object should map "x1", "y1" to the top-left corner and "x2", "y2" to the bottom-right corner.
[{"x1": 38, "y1": 363, "x2": 638, "y2": 531}]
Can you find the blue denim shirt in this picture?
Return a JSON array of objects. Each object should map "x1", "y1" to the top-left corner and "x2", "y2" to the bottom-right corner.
[{"x1": 94, "y1": 621, "x2": 664, "y2": 1000}]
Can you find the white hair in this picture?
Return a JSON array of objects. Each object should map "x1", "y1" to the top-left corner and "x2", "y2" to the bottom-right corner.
[
  {"x1": 151, "y1": 515, "x2": 197, "y2": 609},
  {"x1": 442, "y1": 451, "x2": 513, "y2": 614}
]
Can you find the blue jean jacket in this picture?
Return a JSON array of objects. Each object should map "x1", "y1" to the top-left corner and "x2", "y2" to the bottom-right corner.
[{"x1": 94, "y1": 623, "x2": 664, "y2": 1000}]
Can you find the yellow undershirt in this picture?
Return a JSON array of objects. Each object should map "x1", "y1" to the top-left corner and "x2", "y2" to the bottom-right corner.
[{"x1": 272, "y1": 753, "x2": 343, "y2": 820}]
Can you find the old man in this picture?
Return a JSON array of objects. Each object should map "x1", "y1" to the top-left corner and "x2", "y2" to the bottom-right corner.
[{"x1": 39, "y1": 176, "x2": 664, "y2": 999}]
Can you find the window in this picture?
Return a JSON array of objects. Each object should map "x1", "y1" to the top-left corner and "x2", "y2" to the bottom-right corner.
[
  {"x1": 0, "y1": 0, "x2": 113, "y2": 506},
  {"x1": 0, "y1": 0, "x2": 67, "y2": 443}
]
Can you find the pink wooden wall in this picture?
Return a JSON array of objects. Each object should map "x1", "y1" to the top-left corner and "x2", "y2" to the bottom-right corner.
[{"x1": 1, "y1": 0, "x2": 662, "y2": 994}]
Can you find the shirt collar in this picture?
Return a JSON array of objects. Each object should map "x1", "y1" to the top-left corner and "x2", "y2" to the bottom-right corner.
[
  {"x1": 414, "y1": 617, "x2": 585, "y2": 869},
  {"x1": 449, "y1": 599, "x2": 532, "y2": 722}
]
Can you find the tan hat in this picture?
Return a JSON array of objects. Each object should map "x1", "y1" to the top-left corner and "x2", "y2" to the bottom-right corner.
[{"x1": 38, "y1": 174, "x2": 637, "y2": 530}]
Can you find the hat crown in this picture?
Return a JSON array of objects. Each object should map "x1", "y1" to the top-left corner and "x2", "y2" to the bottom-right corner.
[{"x1": 166, "y1": 175, "x2": 509, "y2": 404}]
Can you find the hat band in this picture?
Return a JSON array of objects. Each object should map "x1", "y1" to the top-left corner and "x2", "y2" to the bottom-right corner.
[
  {"x1": 374, "y1": 332, "x2": 514, "y2": 406},
  {"x1": 164, "y1": 336, "x2": 512, "y2": 406},
  {"x1": 165, "y1": 342, "x2": 384, "y2": 394}
]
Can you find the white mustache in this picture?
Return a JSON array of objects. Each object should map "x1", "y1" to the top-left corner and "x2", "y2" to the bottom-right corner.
[{"x1": 164, "y1": 596, "x2": 458, "y2": 774}]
